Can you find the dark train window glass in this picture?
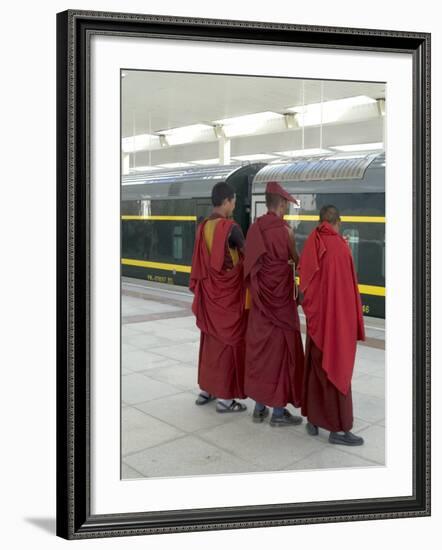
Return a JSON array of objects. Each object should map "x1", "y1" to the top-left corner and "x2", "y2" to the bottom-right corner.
[
  {"x1": 357, "y1": 241, "x2": 384, "y2": 286},
  {"x1": 343, "y1": 228, "x2": 359, "y2": 271}
]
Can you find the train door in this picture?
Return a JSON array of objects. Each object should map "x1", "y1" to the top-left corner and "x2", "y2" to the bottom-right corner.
[{"x1": 229, "y1": 178, "x2": 251, "y2": 236}]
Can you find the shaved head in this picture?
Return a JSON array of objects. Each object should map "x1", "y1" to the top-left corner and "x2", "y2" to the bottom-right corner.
[{"x1": 319, "y1": 205, "x2": 341, "y2": 225}]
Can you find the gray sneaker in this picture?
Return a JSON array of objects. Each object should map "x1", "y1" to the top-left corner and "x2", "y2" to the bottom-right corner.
[
  {"x1": 270, "y1": 409, "x2": 303, "y2": 427},
  {"x1": 329, "y1": 431, "x2": 364, "y2": 446}
]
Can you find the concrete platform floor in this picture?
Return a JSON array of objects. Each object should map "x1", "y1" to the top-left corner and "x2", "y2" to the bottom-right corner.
[{"x1": 121, "y1": 278, "x2": 385, "y2": 479}]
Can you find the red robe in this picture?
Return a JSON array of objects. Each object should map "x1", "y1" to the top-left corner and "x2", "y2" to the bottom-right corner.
[
  {"x1": 298, "y1": 221, "x2": 365, "y2": 431},
  {"x1": 243, "y1": 212, "x2": 304, "y2": 408},
  {"x1": 189, "y1": 216, "x2": 247, "y2": 399}
]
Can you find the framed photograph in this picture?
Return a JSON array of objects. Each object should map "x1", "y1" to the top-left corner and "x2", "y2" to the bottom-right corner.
[{"x1": 56, "y1": 9, "x2": 431, "y2": 539}]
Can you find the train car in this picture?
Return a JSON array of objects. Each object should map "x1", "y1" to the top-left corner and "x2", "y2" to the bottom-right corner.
[
  {"x1": 121, "y1": 163, "x2": 264, "y2": 285},
  {"x1": 251, "y1": 153, "x2": 385, "y2": 318},
  {"x1": 121, "y1": 154, "x2": 385, "y2": 318}
]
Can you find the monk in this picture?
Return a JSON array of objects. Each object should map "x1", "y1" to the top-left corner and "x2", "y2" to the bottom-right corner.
[
  {"x1": 298, "y1": 205, "x2": 365, "y2": 445},
  {"x1": 189, "y1": 181, "x2": 248, "y2": 413},
  {"x1": 244, "y1": 181, "x2": 304, "y2": 427}
]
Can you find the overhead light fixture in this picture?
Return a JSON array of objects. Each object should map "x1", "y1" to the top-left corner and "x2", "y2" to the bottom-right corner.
[
  {"x1": 213, "y1": 111, "x2": 284, "y2": 138},
  {"x1": 213, "y1": 124, "x2": 226, "y2": 139},
  {"x1": 284, "y1": 113, "x2": 298, "y2": 129},
  {"x1": 377, "y1": 98, "x2": 386, "y2": 116},
  {"x1": 190, "y1": 158, "x2": 220, "y2": 165},
  {"x1": 156, "y1": 162, "x2": 193, "y2": 169},
  {"x1": 157, "y1": 123, "x2": 214, "y2": 146},
  {"x1": 330, "y1": 142, "x2": 384, "y2": 152},
  {"x1": 130, "y1": 166, "x2": 162, "y2": 172},
  {"x1": 275, "y1": 148, "x2": 331, "y2": 157},
  {"x1": 287, "y1": 95, "x2": 378, "y2": 127},
  {"x1": 158, "y1": 134, "x2": 169, "y2": 148},
  {"x1": 122, "y1": 133, "x2": 160, "y2": 154},
  {"x1": 324, "y1": 154, "x2": 366, "y2": 160},
  {"x1": 232, "y1": 153, "x2": 278, "y2": 162}
]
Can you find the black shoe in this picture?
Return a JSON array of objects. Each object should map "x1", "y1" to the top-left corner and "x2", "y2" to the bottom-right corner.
[
  {"x1": 270, "y1": 409, "x2": 303, "y2": 427},
  {"x1": 195, "y1": 393, "x2": 215, "y2": 406},
  {"x1": 306, "y1": 422, "x2": 319, "y2": 436},
  {"x1": 253, "y1": 406, "x2": 269, "y2": 423},
  {"x1": 329, "y1": 431, "x2": 364, "y2": 446},
  {"x1": 216, "y1": 399, "x2": 247, "y2": 413}
]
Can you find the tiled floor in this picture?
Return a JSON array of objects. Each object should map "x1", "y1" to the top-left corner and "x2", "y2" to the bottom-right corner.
[{"x1": 121, "y1": 278, "x2": 385, "y2": 479}]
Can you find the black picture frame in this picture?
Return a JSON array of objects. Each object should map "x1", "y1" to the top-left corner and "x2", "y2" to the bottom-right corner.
[{"x1": 56, "y1": 9, "x2": 431, "y2": 540}]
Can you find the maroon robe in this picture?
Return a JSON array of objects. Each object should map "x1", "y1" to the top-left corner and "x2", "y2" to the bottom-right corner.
[
  {"x1": 243, "y1": 212, "x2": 304, "y2": 407},
  {"x1": 189, "y1": 215, "x2": 247, "y2": 399},
  {"x1": 298, "y1": 221, "x2": 365, "y2": 431}
]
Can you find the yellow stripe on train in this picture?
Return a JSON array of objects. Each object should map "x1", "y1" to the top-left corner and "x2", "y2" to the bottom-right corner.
[
  {"x1": 122, "y1": 259, "x2": 385, "y2": 296},
  {"x1": 284, "y1": 215, "x2": 386, "y2": 223},
  {"x1": 121, "y1": 215, "x2": 385, "y2": 223},
  {"x1": 121, "y1": 258, "x2": 191, "y2": 273},
  {"x1": 121, "y1": 215, "x2": 197, "y2": 221}
]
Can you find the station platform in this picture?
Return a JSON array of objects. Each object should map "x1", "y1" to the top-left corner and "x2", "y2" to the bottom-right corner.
[{"x1": 121, "y1": 277, "x2": 385, "y2": 479}]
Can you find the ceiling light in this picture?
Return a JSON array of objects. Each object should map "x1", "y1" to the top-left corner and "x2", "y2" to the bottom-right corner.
[
  {"x1": 213, "y1": 111, "x2": 284, "y2": 138},
  {"x1": 157, "y1": 124, "x2": 214, "y2": 146},
  {"x1": 377, "y1": 98, "x2": 386, "y2": 116},
  {"x1": 122, "y1": 134, "x2": 160, "y2": 154},
  {"x1": 156, "y1": 162, "x2": 193, "y2": 169},
  {"x1": 275, "y1": 148, "x2": 331, "y2": 157},
  {"x1": 159, "y1": 135, "x2": 169, "y2": 148},
  {"x1": 130, "y1": 166, "x2": 162, "y2": 172},
  {"x1": 213, "y1": 125, "x2": 226, "y2": 139},
  {"x1": 324, "y1": 154, "x2": 366, "y2": 160},
  {"x1": 284, "y1": 113, "x2": 298, "y2": 129},
  {"x1": 287, "y1": 95, "x2": 378, "y2": 127},
  {"x1": 232, "y1": 153, "x2": 278, "y2": 162},
  {"x1": 190, "y1": 159, "x2": 220, "y2": 165},
  {"x1": 330, "y1": 143, "x2": 384, "y2": 152}
]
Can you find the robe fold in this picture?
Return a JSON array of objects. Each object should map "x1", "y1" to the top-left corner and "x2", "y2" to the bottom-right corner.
[
  {"x1": 244, "y1": 212, "x2": 304, "y2": 408},
  {"x1": 298, "y1": 221, "x2": 365, "y2": 431},
  {"x1": 190, "y1": 215, "x2": 247, "y2": 399}
]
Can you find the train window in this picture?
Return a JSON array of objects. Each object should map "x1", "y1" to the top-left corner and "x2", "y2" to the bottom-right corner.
[
  {"x1": 173, "y1": 226, "x2": 183, "y2": 260},
  {"x1": 343, "y1": 228, "x2": 359, "y2": 270},
  {"x1": 254, "y1": 201, "x2": 266, "y2": 220}
]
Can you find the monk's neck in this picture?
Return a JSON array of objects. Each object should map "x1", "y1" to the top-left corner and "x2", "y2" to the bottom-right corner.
[
  {"x1": 212, "y1": 207, "x2": 229, "y2": 218},
  {"x1": 267, "y1": 209, "x2": 284, "y2": 219}
]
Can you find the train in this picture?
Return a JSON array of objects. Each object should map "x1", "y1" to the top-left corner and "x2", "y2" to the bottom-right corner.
[{"x1": 121, "y1": 153, "x2": 385, "y2": 318}]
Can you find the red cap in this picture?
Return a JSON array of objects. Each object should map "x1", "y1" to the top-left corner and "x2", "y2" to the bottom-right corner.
[{"x1": 265, "y1": 181, "x2": 299, "y2": 205}]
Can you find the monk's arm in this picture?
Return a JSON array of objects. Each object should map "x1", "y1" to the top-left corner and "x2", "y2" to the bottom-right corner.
[
  {"x1": 287, "y1": 226, "x2": 299, "y2": 266},
  {"x1": 229, "y1": 224, "x2": 246, "y2": 254}
]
